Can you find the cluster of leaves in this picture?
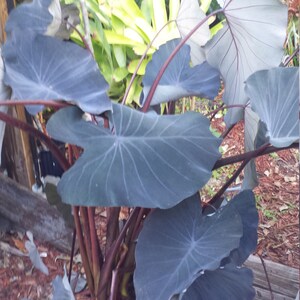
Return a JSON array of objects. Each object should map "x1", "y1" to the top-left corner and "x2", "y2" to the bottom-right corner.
[
  {"x1": 0, "y1": 0, "x2": 298, "y2": 299},
  {"x1": 69, "y1": 0, "x2": 221, "y2": 105}
]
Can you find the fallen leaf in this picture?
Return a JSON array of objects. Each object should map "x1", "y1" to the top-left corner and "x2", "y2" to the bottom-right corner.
[
  {"x1": 12, "y1": 238, "x2": 26, "y2": 252},
  {"x1": 284, "y1": 176, "x2": 296, "y2": 182},
  {"x1": 279, "y1": 204, "x2": 289, "y2": 212},
  {"x1": 274, "y1": 181, "x2": 281, "y2": 187}
]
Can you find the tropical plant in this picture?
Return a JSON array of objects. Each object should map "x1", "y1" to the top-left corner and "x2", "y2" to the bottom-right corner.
[
  {"x1": 0, "y1": 0, "x2": 298, "y2": 299},
  {"x1": 68, "y1": 0, "x2": 222, "y2": 105}
]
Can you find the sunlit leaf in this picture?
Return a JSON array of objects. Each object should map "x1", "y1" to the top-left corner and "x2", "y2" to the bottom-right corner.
[
  {"x1": 177, "y1": 0, "x2": 210, "y2": 65},
  {"x1": 141, "y1": 39, "x2": 220, "y2": 106},
  {"x1": 46, "y1": 103, "x2": 221, "y2": 208},
  {"x1": 205, "y1": 0, "x2": 288, "y2": 126},
  {"x1": 246, "y1": 67, "x2": 299, "y2": 148},
  {"x1": 3, "y1": 31, "x2": 111, "y2": 115},
  {"x1": 134, "y1": 194, "x2": 242, "y2": 299}
]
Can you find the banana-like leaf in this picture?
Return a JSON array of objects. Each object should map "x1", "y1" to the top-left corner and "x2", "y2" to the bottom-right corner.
[
  {"x1": 134, "y1": 193, "x2": 243, "y2": 300},
  {"x1": 246, "y1": 67, "x2": 299, "y2": 148},
  {"x1": 46, "y1": 103, "x2": 221, "y2": 208},
  {"x1": 3, "y1": 31, "x2": 111, "y2": 115},
  {"x1": 141, "y1": 39, "x2": 220, "y2": 106},
  {"x1": 205, "y1": 0, "x2": 288, "y2": 126},
  {"x1": 182, "y1": 263, "x2": 255, "y2": 300}
]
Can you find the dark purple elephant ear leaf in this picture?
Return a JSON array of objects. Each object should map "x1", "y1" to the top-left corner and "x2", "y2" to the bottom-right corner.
[
  {"x1": 246, "y1": 67, "x2": 299, "y2": 148},
  {"x1": 3, "y1": 30, "x2": 111, "y2": 115},
  {"x1": 134, "y1": 194, "x2": 243, "y2": 300},
  {"x1": 46, "y1": 103, "x2": 221, "y2": 208},
  {"x1": 205, "y1": 0, "x2": 288, "y2": 126},
  {"x1": 141, "y1": 39, "x2": 220, "y2": 106}
]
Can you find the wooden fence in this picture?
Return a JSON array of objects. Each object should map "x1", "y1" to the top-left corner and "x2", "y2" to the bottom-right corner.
[{"x1": 245, "y1": 255, "x2": 299, "y2": 300}]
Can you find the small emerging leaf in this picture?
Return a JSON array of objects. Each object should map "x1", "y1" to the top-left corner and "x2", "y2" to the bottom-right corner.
[
  {"x1": 25, "y1": 231, "x2": 49, "y2": 275},
  {"x1": 52, "y1": 265, "x2": 75, "y2": 300}
]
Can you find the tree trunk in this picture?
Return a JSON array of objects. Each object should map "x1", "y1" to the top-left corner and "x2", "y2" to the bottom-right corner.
[{"x1": 0, "y1": 173, "x2": 73, "y2": 252}]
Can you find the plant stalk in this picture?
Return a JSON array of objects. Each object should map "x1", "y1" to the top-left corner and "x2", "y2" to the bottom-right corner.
[
  {"x1": 73, "y1": 206, "x2": 95, "y2": 296},
  {"x1": 213, "y1": 143, "x2": 298, "y2": 170},
  {"x1": 209, "y1": 143, "x2": 270, "y2": 206}
]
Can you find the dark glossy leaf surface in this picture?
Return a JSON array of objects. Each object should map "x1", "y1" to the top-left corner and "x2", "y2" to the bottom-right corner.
[
  {"x1": 3, "y1": 31, "x2": 111, "y2": 115},
  {"x1": 205, "y1": 0, "x2": 287, "y2": 125},
  {"x1": 224, "y1": 190, "x2": 258, "y2": 265},
  {"x1": 5, "y1": 0, "x2": 57, "y2": 36},
  {"x1": 182, "y1": 263, "x2": 255, "y2": 300},
  {"x1": 47, "y1": 103, "x2": 221, "y2": 208},
  {"x1": 141, "y1": 39, "x2": 220, "y2": 106},
  {"x1": 134, "y1": 194, "x2": 242, "y2": 300},
  {"x1": 246, "y1": 67, "x2": 299, "y2": 148}
]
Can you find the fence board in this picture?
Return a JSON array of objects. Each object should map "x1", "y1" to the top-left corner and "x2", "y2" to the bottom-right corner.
[{"x1": 245, "y1": 255, "x2": 299, "y2": 300}]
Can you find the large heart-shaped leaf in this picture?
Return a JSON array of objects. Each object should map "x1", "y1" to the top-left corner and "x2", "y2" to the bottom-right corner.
[
  {"x1": 246, "y1": 67, "x2": 299, "y2": 148},
  {"x1": 182, "y1": 263, "x2": 255, "y2": 300},
  {"x1": 205, "y1": 0, "x2": 288, "y2": 126},
  {"x1": 141, "y1": 39, "x2": 220, "y2": 106},
  {"x1": 3, "y1": 31, "x2": 111, "y2": 115},
  {"x1": 6, "y1": 0, "x2": 80, "y2": 39},
  {"x1": 6, "y1": 0, "x2": 58, "y2": 36},
  {"x1": 134, "y1": 194, "x2": 242, "y2": 300},
  {"x1": 46, "y1": 103, "x2": 221, "y2": 208},
  {"x1": 176, "y1": 0, "x2": 210, "y2": 65}
]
